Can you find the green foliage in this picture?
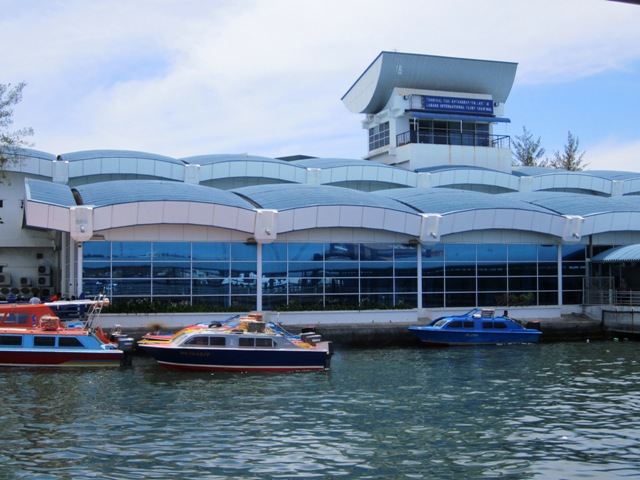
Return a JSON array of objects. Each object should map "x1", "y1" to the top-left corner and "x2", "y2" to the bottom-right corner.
[
  {"x1": 104, "y1": 299, "x2": 255, "y2": 314},
  {"x1": 103, "y1": 298, "x2": 413, "y2": 314},
  {"x1": 545, "y1": 131, "x2": 588, "y2": 171},
  {"x1": 512, "y1": 126, "x2": 545, "y2": 166},
  {"x1": 495, "y1": 293, "x2": 535, "y2": 307},
  {"x1": 0, "y1": 82, "x2": 34, "y2": 182}
]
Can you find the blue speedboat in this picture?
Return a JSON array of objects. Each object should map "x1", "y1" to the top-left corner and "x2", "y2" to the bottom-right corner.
[{"x1": 408, "y1": 308, "x2": 542, "y2": 346}]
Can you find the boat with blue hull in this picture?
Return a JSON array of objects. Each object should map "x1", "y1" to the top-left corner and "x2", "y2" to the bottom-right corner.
[
  {"x1": 0, "y1": 297, "x2": 134, "y2": 367},
  {"x1": 138, "y1": 313, "x2": 333, "y2": 372},
  {"x1": 408, "y1": 308, "x2": 542, "y2": 346}
]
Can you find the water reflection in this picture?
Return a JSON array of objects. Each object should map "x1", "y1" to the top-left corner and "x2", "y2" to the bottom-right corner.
[{"x1": 1, "y1": 342, "x2": 640, "y2": 478}]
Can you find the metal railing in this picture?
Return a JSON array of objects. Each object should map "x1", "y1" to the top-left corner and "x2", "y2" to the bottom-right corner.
[
  {"x1": 583, "y1": 277, "x2": 640, "y2": 306},
  {"x1": 585, "y1": 289, "x2": 640, "y2": 306},
  {"x1": 396, "y1": 130, "x2": 511, "y2": 149}
]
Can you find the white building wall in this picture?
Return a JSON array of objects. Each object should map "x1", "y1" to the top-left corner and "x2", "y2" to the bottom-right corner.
[
  {"x1": 394, "y1": 143, "x2": 512, "y2": 172},
  {"x1": 0, "y1": 172, "x2": 59, "y2": 296}
]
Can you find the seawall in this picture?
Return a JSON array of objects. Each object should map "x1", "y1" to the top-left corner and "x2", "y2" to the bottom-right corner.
[{"x1": 95, "y1": 308, "x2": 605, "y2": 346}]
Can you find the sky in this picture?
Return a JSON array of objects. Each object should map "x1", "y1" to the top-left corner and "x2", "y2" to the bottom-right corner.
[{"x1": 2, "y1": 0, "x2": 640, "y2": 171}]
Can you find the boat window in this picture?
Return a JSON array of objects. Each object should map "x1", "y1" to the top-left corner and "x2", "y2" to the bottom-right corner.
[
  {"x1": 434, "y1": 319, "x2": 448, "y2": 327},
  {"x1": 463, "y1": 321, "x2": 474, "y2": 328},
  {"x1": 239, "y1": 338, "x2": 255, "y2": 347},
  {"x1": 493, "y1": 322, "x2": 508, "y2": 329},
  {"x1": 482, "y1": 322, "x2": 493, "y2": 329},
  {"x1": 447, "y1": 321, "x2": 463, "y2": 328},
  {"x1": 34, "y1": 336, "x2": 56, "y2": 347},
  {"x1": 0, "y1": 335, "x2": 22, "y2": 346},
  {"x1": 58, "y1": 337, "x2": 85, "y2": 348},
  {"x1": 209, "y1": 337, "x2": 225, "y2": 346},
  {"x1": 185, "y1": 336, "x2": 209, "y2": 346},
  {"x1": 2, "y1": 313, "x2": 29, "y2": 324},
  {"x1": 255, "y1": 338, "x2": 274, "y2": 348}
]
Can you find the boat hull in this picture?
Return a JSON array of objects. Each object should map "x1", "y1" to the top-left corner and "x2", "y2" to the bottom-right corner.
[
  {"x1": 139, "y1": 344, "x2": 331, "y2": 372},
  {"x1": 408, "y1": 327, "x2": 541, "y2": 346},
  {"x1": 0, "y1": 349, "x2": 124, "y2": 367}
]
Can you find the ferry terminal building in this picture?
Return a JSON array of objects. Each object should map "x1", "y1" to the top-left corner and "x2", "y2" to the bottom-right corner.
[{"x1": 2, "y1": 51, "x2": 639, "y2": 322}]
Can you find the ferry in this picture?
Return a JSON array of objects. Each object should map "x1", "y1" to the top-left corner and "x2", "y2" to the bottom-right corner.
[
  {"x1": 0, "y1": 296, "x2": 134, "y2": 367},
  {"x1": 408, "y1": 308, "x2": 542, "y2": 346},
  {"x1": 138, "y1": 313, "x2": 333, "y2": 372}
]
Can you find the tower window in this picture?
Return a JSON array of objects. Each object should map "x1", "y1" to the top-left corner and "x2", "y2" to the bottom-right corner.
[{"x1": 368, "y1": 122, "x2": 389, "y2": 151}]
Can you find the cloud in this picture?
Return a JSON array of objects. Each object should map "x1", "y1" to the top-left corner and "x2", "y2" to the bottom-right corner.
[
  {"x1": 586, "y1": 138, "x2": 640, "y2": 172},
  {"x1": 2, "y1": 0, "x2": 640, "y2": 161}
]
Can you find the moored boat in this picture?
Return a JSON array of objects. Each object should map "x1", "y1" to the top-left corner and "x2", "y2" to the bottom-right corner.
[
  {"x1": 138, "y1": 314, "x2": 242, "y2": 344},
  {"x1": 138, "y1": 313, "x2": 333, "y2": 372},
  {"x1": 408, "y1": 308, "x2": 542, "y2": 346},
  {"x1": 0, "y1": 296, "x2": 134, "y2": 367}
]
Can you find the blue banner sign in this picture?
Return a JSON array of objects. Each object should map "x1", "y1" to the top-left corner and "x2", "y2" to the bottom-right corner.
[{"x1": 421, "y1": 95, "x2": 493, "y2": 115}]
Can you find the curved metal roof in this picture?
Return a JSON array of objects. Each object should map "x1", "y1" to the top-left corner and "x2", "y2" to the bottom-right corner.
[
  {"x1": 26, "y1": 178, "x2": 77, "y2": 207},
  {"x1": 592, "y1": 244, "x2": 640, "y2": 263},
  {"x1": 415, "y1": 165, "x2": 499, "y2": 174},
  {"x1": 180, "y1": 154, "x2": 298, "y2": 167},
  {"x1": 342, "y1": 51, "x2": 518, "y2": 114},
  {"x1": 579, "y1": 170, "x2": 640, "y2": 181},
  {"x1": 377, "y1": 188, "x2": 553, "y2": 215},
  {"x1": 511, "y1": 166, "x2": 561, "y2": 177},
  {"x1": 73, "y1": 180, "x2": 255, "y2": 210},
  {"x1": 10, "y1": 148, "x2": 57, "y2": 162},
  {"x1": 501, "y1": 192, "x2": 640, "y2": 217},
  {"x1": 232, "y1": 184, "x2": 418, "y2": 214},
  {"x1": 293, "y1": 158, "x2": 397, "y2": 170},
  {"x1": 512, "y1": 167, "x2": 640, "y2": 182},
  {"x1": 58, "y1": 150, "x2": 184, "y2": 165}
]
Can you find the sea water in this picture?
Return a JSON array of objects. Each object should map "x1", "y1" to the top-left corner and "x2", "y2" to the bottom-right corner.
[{"x1": 1, "y1": 341, "x2": 640, "y2": 479}]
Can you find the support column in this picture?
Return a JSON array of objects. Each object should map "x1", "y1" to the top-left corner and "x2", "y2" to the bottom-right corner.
[
  {"x1": 256, "y1": 242, "x2": 263, "y2": 312},
  {"x1": 416, "y1": 244, "x2": 423, "y2": 310},
  {"x1": 76, "y1": 241, "x2": 83, "y2": 297},
  {"x1": 557, "y1": 244, "x2": 563, "y2": 306}
]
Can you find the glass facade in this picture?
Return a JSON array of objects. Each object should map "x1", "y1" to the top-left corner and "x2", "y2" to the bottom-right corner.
[{"x1": 82, "y1": 241, "x2": 587, "y2": 309}]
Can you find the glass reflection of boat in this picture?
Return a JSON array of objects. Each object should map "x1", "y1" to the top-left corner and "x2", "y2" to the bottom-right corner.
[
  {"x1": 408, "y1": 308, "x2": 542, "y2": 346},
  {"x1": 0, "y1": 297, "x2": 134, "y2": 367},
  {"x1": 138, "y1": 313, "x2": 333, "y2": 372}
]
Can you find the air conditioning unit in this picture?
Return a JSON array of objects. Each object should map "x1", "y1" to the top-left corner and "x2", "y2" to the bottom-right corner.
[
  {"x1": 37, "y1": 274, "x2": 52, "y2": 287},
  {"x1": 0, "y1": 273, "x2": 11, "y2": 286},
  {"x1": 20, "y1": 277, "x2": 32, "y2": 286},
  {"x1": 38, "y1": 265, "x2": 52, "y2": 275}
]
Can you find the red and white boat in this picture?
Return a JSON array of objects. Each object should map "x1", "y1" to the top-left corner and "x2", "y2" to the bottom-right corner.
[{"x1": 0, "y1": 296, "x2": 133, "y2": 367}]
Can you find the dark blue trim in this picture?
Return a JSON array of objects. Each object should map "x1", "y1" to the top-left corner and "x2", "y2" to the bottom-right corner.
[{"x1": 409, "y1": 111, "x2": 511, "y2": 123}]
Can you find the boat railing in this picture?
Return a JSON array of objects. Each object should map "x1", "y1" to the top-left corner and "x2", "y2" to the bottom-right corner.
[{"x1": 84, "y1": 293, "x2": 109, "y2": 330}]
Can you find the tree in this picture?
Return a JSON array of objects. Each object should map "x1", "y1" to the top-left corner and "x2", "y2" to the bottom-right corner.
[
  {"x1": 512, "y1": 126, "x2": 545, "y2": 166},
  {"x1": 0, "y1": 82, "x2": 34, "y2": 182},
  {"x1": 547, "y1": 131, "x2": 588, "y2": 171}
]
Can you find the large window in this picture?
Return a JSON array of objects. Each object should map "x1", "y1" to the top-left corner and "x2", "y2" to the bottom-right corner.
[
  {"x1": 82, "y1": 241, "x2": 585, "y2": 310},
  {"x1": 409, "y1": 119, "x2": 490, "y2": 147},
  {"x1": 84, "y1": 241, "x2": 418, "y2": 310},
  {"x1": 422, "y1": 243, "x2": 579, "y2": 308},
  {"x1": 368, "y1": 122, "x2": 390, "y2": 151}
]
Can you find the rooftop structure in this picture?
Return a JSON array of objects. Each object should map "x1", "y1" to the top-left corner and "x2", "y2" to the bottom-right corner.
[{"x1": 0, "y1": 51, "x2": 636, "y2": 318}]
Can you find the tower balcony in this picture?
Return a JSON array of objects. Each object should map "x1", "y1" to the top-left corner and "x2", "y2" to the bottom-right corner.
[{"x1": 397, "y1": 130, "x2": 510, "y2": 149}]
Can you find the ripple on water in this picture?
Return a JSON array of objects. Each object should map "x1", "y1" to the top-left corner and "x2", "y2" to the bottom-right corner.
[{"x1": 2, "y1": 343, "x2": 640, "y2": 478}]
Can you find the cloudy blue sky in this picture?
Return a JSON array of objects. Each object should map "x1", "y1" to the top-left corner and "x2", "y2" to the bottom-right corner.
[{"x1": 2, "y1": 0, "x2": 639, "y2": 170}]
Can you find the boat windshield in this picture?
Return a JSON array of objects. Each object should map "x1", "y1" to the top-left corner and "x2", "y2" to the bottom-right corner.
[
  {"x1": 1, "y1": 313, "x2": 30, "y2": 325},
  {"x1": 183, "y1": 335, "x2": 226, "y2": 347}
]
